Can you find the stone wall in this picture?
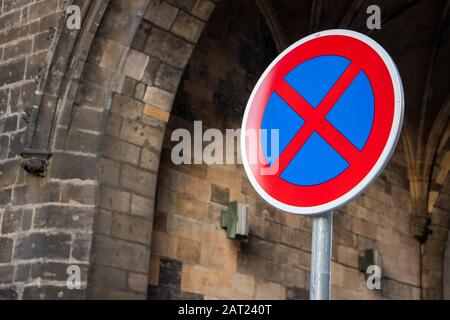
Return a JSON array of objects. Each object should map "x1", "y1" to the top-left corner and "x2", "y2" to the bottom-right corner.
[
  {"x1": 147, "y1": 0, "x2": 421, "y2": 300},
  {"x1": 0, "y1": 0, "x2": 448, "y2": 300},
  {"x1": 0, "y1": 0, "x2": 74, "y2": 300},
  {"x1": 0, "y1": 0, "x2": 217, "y2": 300}
]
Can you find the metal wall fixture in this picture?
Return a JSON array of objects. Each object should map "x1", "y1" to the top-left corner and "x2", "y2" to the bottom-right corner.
[
  {"x1": 221, "y1": 201, "x2": 249, "y2": 240},
  {"x1": 359, "y1": 248, "x2": 383, "y2": 279}
]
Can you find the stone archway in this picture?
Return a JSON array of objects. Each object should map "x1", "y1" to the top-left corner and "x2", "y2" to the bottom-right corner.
[
  {"x1": 0, "y1": 0, "x2": 218, "y2": 300},
  {"x1": 69, "y1": 0, "x2": 218, "y2": 299}
]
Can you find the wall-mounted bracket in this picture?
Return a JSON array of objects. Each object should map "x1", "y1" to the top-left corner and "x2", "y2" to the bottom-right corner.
[
  {"x1": 221, "y1": 201, "x2": 249, "y2": 241},
  {"x1": 21, "y1": 148, "x2": 52, "y2": 177},
  {"x1": 359, "y1": 249, "x2": 383, "y2": 279}
]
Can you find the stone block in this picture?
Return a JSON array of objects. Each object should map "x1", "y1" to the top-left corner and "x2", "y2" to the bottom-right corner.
[
  {"x1": 111, "y1": 93, "x2": 144, "y2": 119},
  {"x1": 171, "y1": 11, "x2": 204, "y2": 43},
  {"x1": 120, "y1": 164, "x2": 157, "y2": 197},
  {"x1": 124, "y1": 49, "x2": 149, "y2": 81},
  {"x1": 176, "y1": 194, "x2": 205, "y2": 220},
  {"x1": 210, "y1": 184, "x2": 229, "y2": 205},
  {"x1": 33, "y1": 206, "x2": 94, "y2": 230},
  {"x1": 0, "y1": 237, "x2": 13, "y2": 263},
  {"x1": 101, "y1": 135, "x2": 141, "y2": 165},
  {"x1": 14, "y1": 233, "x2": 71, "y2": 260},
  {"x1": 145, "y1": 1, "x2": 179, "y2": 30},
  {"x1": 140, "y1": 147, "x2": 161, "y2": 172},
  {"x1": 119, "y1": 119, "x2": 164, "y2": 149},
  {"x1": 191, "y1": 0, "x2": 215, "y2": 20},
  {"x1": 131, "y1": 194, "x2": 154, "y2": 218},
  {"x1": 112, "y1": 213, "x2": 152, "y2": 244},
  {"x1": 99, "y1": 185, "x2": 131, "y2": 213},
  {"x1": 143, "y1": 86, "x2": 175, "y2": 111},
  {"x1": 0, "y1": 58, "x2": 25, "y2": 87},
  {"x1": 145, "y1": 27, "x2": 193, "y2": 69},
  {"x1": 93, "y1": 235, "x2": 150, "y2": 273},
  {"x1": 128, "y1": 272, "x2": 148, "y2": 293},
  {"x1": 90, "y1": 265, "x2": 127, "y2": 289},
  {"x1": 254, "y1": 282, "x2": 286, "y2": 300},
  {"x1": 176, "y1": 237, "x2": 201, "y2": 262}
]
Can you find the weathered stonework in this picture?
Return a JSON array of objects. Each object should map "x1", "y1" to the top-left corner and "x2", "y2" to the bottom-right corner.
[{"x1": 0, "y1": 0, "x2": 448, "y2": 301}]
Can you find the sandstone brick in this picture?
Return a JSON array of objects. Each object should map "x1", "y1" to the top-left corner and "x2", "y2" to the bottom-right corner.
[
  {"x1": 90, "y1": 265, "x2": 127, "y2": 289},
  {"x1": 28, "y1": 0, "x2": 58, "y2": 21},
  {"x1": 99, "y1": 157, "x2": 120, "y2": 187},
  {"x1": 210, "y1": 184, "x2": 229, "y2": 205},
  {"x1": 131, "y1": 194, "x2": 154, "y2": 218},
  {"x1": 99, "y1": 185, "x2": 131, "y2": 213},
  {"x1": 15, "y1": 233, "x2": 71, "y2": 260},
  {"x1": 155, "y1": 63, "x2": 183, "y2": 93},
  {"x1": 112, "y1": 213, "x2": 152, "y2": 244},
  {"x1": 151, "y1": 231, "x2": 178, "y2": 258},
  {"x1": 167, "y1": 214, "x2": 203, "y2": 241},
  {"x1": 96, "y1": 210, "x2": 112, "y2": 235},
  {"x1": 0, "y1": 266, "x2": 14, "y2": 283},
  {"x1": 167, "y1": 0, "x2": 196, "y2": 12},
  {"x1": 101, "y1": 135, "x2": 141, "y2": 165},
  {"x1": 61, "y1": 183, "x2": 96, "y2": 205},
  {"x1": 0, "y1": 58, "x2": 25, "y2": 86},
  {"x1": 140, "y1": 147, "x2": 161, "y2": 171},
  {"x1": 176, "y1": 194, "x2": 205, "y2": 220},
  {"x1": 0, "y1": 237, "x2": 13, "y2": 263},
  {"x1": 175, "y1": 237, "x2": 201, "y2": 264},
  {"x1": 94, "y1": 235, "x2": 150, "y2": 273},
  {"x1": 34, "y1": 206, "x2": 94, "y2": 231},
  {"x1": 337, "y1": 245, "x2": 359, "y2": 268},
  {"x1": 128, "y1": 272, "x2": 148, "y2": 293},
  {"x1": 4, "y1": 0, "x2": 33, "y2": 13},
  {"x1": 254, "y1": 282, "x2": 285, "y2": 300},
  {"x1": 181, "y1": 263, "x2": 218, "y2": 296},
  {"x1": 352, "y1": 217, "x2": 378, "y2": 240},
  {"x1": 149, "y1": 255, "x2": 160, "y2": 286},
  {"x1": 145, "y1": 1, "x2": 179, "y2": 30},
  {"x1": 50, "y1": 153, "x2": 97, "y2": 180},
  {"x1": 119, "y1": 119, "x2": 164, "y2": 149},
  {"x1": 121, "y1": 164, "x2": 157, "y2": 197},
  {"x1": 124, "y1": 50, "x2": 149, "y2": 81},
  {"x1": 4, "y1": 38, "x2": 32, "y2": 60},
  {"x1": 1, "y1": 209, "x2": 22, "y2": 234},
  {"x1": 145, "y1": 27, "x2": 193, "y2": 69},
  {"x1": 171, "y1": 11, "x2": 204, "y2": 43},
  {"x1": 232, "y1": 272, "x2": 254, "y2": 299},
  {"x1": 143, "y1": 86, "x2": 175, "y2": 111},
  {"x1": 191, "y1": 0, "x2": 215, "y2": 20},
  {"x1": 111, "y1": 93, "x2": 144, "y2": 119}
]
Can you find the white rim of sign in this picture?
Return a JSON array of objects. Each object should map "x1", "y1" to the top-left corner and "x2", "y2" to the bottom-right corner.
[{"x1": 240, "y1": 29, "x2": 404, "y2": 216}]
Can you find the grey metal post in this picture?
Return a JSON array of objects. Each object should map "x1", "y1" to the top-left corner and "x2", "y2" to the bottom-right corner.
[{"x1": 309, "y1": 211, "x2": 333, "y2": 300}]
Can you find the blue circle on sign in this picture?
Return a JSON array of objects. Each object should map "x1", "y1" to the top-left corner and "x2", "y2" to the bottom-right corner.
[{"x1": 261, "y1": 55, "x2": 375, "y2": 186}]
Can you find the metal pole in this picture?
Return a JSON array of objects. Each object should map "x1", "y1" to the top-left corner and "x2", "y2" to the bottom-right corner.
[{"x1": 309, "y1": 211, "x2": 333, "y2": 300}]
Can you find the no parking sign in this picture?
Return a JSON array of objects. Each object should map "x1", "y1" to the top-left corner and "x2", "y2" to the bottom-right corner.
[
  {"x1": 241, "y1": 29, "x2": 404, "y2": 215},
  {"x1": 241, "y1": 29, "x2": 404, "y2": 299}
]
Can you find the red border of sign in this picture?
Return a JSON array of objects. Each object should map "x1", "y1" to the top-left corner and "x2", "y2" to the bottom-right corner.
[{"x1": 243, "y1": 33, "x2": 396, "y2": 208}]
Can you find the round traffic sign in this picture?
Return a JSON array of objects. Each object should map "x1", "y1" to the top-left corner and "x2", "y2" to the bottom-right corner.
[{"x1": 241, "y1": 29, "x2": 404, "y2": 215}]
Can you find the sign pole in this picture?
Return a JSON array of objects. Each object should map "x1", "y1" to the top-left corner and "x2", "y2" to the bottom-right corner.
[{"x1": 309, "y1": 211, "x2": 333, "y2": 300}]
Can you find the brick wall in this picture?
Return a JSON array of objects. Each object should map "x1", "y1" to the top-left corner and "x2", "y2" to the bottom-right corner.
[{"x1": 147, "y1": 0, "x2": 422, "y2": 300}]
